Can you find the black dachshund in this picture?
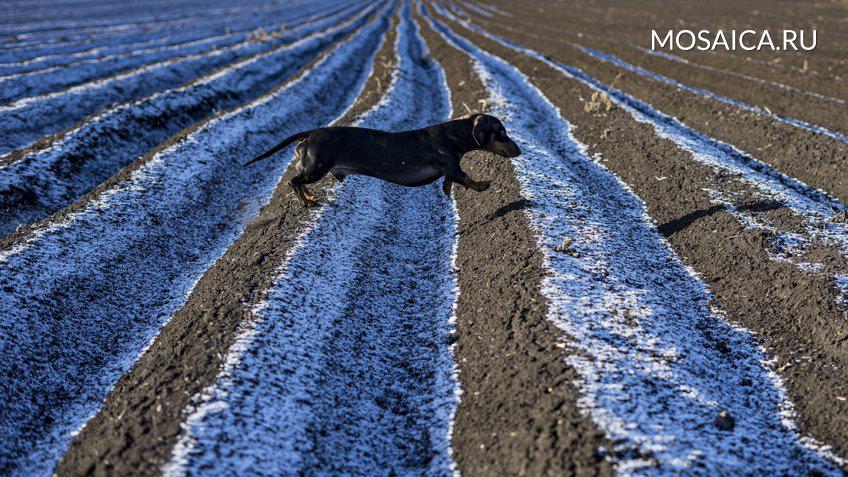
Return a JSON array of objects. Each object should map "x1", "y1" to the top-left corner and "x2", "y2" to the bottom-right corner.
[{"x1": 244, "y1": 114, "x2": 521, "y2": 206}]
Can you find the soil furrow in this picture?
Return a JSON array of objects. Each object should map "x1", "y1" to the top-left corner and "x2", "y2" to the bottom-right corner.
[
  {"x1": 431, "y1": 3, "x2": 848, "y2": 466},
  {"x1": 416, "y1": 8, "x2": 615, "y2": 477},
  {"x1": 0, "y1": 0, "x2": 346, "y2": 156},
  {"x1": 451, "y1": 3, "x2": 848, "y2": 142},
  {"x1": 0, "y1": 10, "x2": 390, "y2": 475},
  {"x1": 425, "y1": 5, "x2": 844, "y2": 474},
  {"x1": 164, "y1": 8, "x2": 461, "y2": 474},
  {"x1": 439, "y1": 6, "x2": 848, "y2": 231},
  {"x1": 455, "y1": 2, "x2": 848, "y2": 108},
  {"x1": 0, "y1": 2, "x2": 378, "y2": 239}
]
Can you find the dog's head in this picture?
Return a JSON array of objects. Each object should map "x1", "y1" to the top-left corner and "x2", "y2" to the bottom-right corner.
[{"x1": 471, "y1": 114, "x2": 521, "y2": 158}]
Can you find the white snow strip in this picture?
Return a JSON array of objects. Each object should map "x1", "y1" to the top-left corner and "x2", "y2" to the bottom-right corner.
[
  {"x1": 571, "y1": 44, "x2": 848, "y2": 143},
  {"x1": 0, "y1": 11, "x2": 390, "y2": 475},
  {"x1": 457, "y1": 2, "x2": 493, "y2": 18},
  {"x1": 426, "y1": 5, "x2": 844, "y2": 474},
  {"x1": 165, "y1": 4, "x2": 460, "y2": 475},
  {"x1": 639, "y1": 48, "x2": 845, "y2": 106},
  {"x1": 470, "y1": 1, "x2": 513, "y2": 18}
]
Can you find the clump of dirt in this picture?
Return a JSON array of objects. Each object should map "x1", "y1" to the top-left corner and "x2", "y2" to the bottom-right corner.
[{"x1": 583, "y1": 91, "x2": 614, "y2": 113}]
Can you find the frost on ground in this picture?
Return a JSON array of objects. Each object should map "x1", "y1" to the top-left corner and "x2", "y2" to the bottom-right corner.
[
  {"x1": 0, "y1": 1, "x2": 377, "y2": 238},
  {"x1": 166, "y1": 5, "x2": 459, "y2": 475},
  {"x1": 0, "y1": 0, "x2": 352, "y2": 156},
  {"x1": 0, "y1": 10, "x2": 388, "y2": 475},
  {"x1": 0, "y1": 1, "x2": 361, "y2": 102},
  {"x1": 427, "y1": 4, "x2": 843, "y2": 474},
  {"x1": 443, "y1": 4, "x2": 848, "y2": 350}
]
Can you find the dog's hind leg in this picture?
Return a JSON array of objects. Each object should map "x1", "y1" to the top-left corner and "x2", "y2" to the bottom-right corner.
[
  {"x1": 442, "y1": 178, "x2": 453, "y2": 196},
  {"x1": 290, "y1": 175, "x2": 319, "y2": 207},
  {"x1": 290, "y1": 142, "x2": 332, "y2": 207}
]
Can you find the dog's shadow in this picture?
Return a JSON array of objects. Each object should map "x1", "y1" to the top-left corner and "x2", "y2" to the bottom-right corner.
[
  {"x1": 458, "y1": 198, "x2": 532, "y2": 235},
  {"x1": 461, "y1": 198, "x2": 784, "y2": 239},
  {"x1": 488, "y1": 198, "x2": 532, "y2": 221},
  {"x1": 658, "y1": 200, "x2": 784, "y2": 237}
]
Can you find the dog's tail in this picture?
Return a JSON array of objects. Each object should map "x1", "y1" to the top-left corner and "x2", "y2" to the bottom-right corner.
[{"x1": 243, "y1": 130, "x2": 311, "y2": 166}]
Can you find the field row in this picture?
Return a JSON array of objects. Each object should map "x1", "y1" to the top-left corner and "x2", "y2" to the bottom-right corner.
[{"x1": 0, "y1": 0, "x2": 846, "y2": 475}]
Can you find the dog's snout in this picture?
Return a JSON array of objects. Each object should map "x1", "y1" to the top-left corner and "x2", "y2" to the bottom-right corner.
[
  {"x1": 502, "y1": 139, "x2": 521, "y2": 158},
  {"x1": 490, "y1": 139, "x2": 521, "y2": 158},
  {"x1": 508, "y1": 141, "x2": 521, "y2": 157}
]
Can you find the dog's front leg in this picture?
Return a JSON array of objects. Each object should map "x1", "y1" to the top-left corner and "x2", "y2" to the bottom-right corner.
[{"x1": 442, "y1": 164, "x2": 490, "y2": 192}]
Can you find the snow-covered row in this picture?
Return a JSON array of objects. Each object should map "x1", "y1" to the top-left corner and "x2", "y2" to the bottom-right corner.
[
  {"x1": 165, "y1": 5, "x2": 459, "y2": 475},
  {"x1": 436, "y1": 4, "x2": 848, "y2": 342},
  {"x1": 705, "y1": 48, "x2": 844, "y2": 82},
  {"x1": 0, "y1": 9, "x2": 390, "y2": 475},
  {"x1": 640, "y1": 49, "x2": 846, "y2": 105},
  {"x1": 457, "y1": 1, "x2": 493, "y2": 18},
  {"x1": 0, "y1": 0, "x2": 285, "y2": 52},
  {"x1": 0, "y1": 2, "x2": 379, "y2": 238},
  {"x1": 426, "y1": 5, "x2": 844, "y2": 474},
  {"x1": 0, "y1": 0, "x2": 260, "y2": 34},
  {"x1": 0, "y1": 1, "x2": 353, "y2": 156},
  {"x1": 0, "y1": 1, "x2": 350, "y2": 75},
  {"x1": 0, "y1": 1, "x2": 357, "y2": 76},
  {"x1": 470, "y1": 1, "x2": 513, "y2": 18},
  {"x1": 0, "y1": 0, "x2": 321, "y2": 64},
  {"x1": 0, "y1": 0, "x2": 359, "y2": 104}
]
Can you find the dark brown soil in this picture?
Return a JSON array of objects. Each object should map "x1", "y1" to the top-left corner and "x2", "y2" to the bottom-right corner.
[
  {"x1": 8, "y1": 1, "x2": 846, "y2": 473},
  {"x1": 482, "y1": 0, "x2": 848, "y2": 93},
  {"x1": 460, "y1": 3, "x2": 848, "y2": 136},
  {"x1": 454, "y1": 6, "x2": 848, "y2": 218},
  {"x1": 417, "y1": 13, "x2": 614, "y2": 477},
  {"x1": 53, "y1": 11, "x2": 398, "y2": 476},
  {"x1": 433, "y1": 9, "x2": 848, "y2": 461}
]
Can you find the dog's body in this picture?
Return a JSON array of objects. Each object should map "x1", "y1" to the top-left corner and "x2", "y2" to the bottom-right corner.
[{"x1": 245, "y1": 114, "x2": 521, "y2": 206}]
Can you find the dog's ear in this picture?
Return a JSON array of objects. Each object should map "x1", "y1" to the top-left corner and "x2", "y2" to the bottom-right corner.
[{"x1": 472, "y1": 115, "x2": 495, "y2": 147}]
